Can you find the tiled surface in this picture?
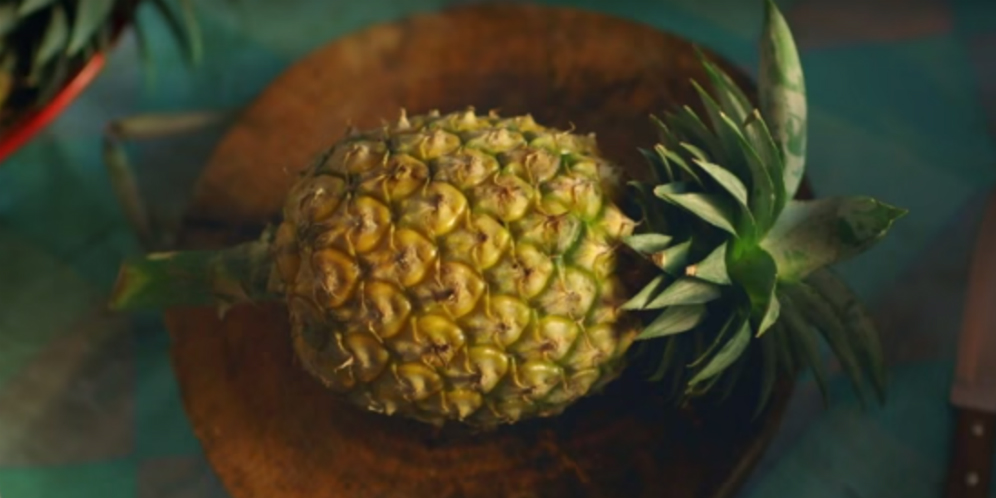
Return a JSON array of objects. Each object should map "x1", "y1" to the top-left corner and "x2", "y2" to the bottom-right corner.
[{"x1": 0, "y1": 0, "x2": 994, "y2": 497}]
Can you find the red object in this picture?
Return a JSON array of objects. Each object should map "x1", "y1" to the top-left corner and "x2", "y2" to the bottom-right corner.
[
  {"x1": 0, "y1": 2, "x2": 135, "y2": 165},
  {"x1": 0, "y1": 52, "x2": 111, "y2": 163}
]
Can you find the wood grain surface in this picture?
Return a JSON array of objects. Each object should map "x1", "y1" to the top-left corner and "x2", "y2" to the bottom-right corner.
[{"x1": 163, "y1": 4, "x2": 798, "y2": 497}]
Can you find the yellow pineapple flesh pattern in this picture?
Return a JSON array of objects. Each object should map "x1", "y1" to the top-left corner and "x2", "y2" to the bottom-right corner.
[{"x1": 272, "y1": 109, "x2": 640, "y2": 427}]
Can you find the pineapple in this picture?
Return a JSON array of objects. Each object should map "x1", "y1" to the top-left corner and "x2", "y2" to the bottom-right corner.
[{"x1": 108, "y1": 0, "x2": 906, "y2": 427}]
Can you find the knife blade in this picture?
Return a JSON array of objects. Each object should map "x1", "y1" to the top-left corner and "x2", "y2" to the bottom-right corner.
[{"x1": 945, "y1": 187, "x2": 996, "y2": 498}]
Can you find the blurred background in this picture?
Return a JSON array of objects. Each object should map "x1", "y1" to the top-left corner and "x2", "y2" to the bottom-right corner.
[{"x1": 0, "y1": 0, "x2": 994, "y2": 496}]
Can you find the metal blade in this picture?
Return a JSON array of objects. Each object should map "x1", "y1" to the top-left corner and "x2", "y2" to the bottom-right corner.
[{"x1": 951, "y1": 188, "x2": 996, "y2": 413}]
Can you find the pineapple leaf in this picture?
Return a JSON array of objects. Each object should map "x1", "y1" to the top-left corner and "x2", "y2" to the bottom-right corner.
[
  {"x1": 696, "y1": 48, "x2": 752, "y2": 123},
  {"x1": 0, "y1": 4, "x2": 19, "y2": 37},
  {"x1": 649, "y1": 336, "x2": 680, "y2": 382},
  {"x1": 754, "y1": 328, "x2": 779, "y2": 417},
  {"x1": 728, "y1": 245, "x2": 778, "y2": 330},
  {"x1": 654, "y1": 188, "x2": 738, "y2": 235},
  {"x1": 624, "y1": 233, "x2": 673, "y2": 254},
  {"x1": 687, "y1": 317, "x2": 751, "y2": 389},
  {"x1": 779, "y1": 292, "x2": 830, "y2": 405},
  {"x1": 691, "y1": 80, "x2": 744, "y2": 174},
  {"x1": 670, "y1": 106, "x2": 729, "y2": 166},
  {"x1": 639, "y1": 147, "x2": 672, "y2": 184},
  {"x1": 651, "y1": 114, "x2": 681, "y2": 150},
  {"x1": 757, "y1": 294, "x2": 781, "y2": 337},
  {"x1": 622, "y1": 274, "x2": 667, "y2": 310},
  {"x1": 652, "y1": 239, "x2": 692, "y2": 274},
  {"x1": 688, "y1": 311, "x2": 739, "y2": 368},
  {"x1": 656, "y1": 144, "x2": 703, "y2": 186},
  {"x1": 690, "y1": 157, "x2": 749, "y2": 208},
  {"x1": 645, "y1": 277, "x2": 722, "y2": 309},
  {"x1": 67, "y1": 0, "x2": 115, "y2": 55},
  {"x1": 805, "y1": 268, "x2": 887, "y2": 401},
  {"x1": 689, "y1": 242, "x2": 731, "y2": 285},
  {"x1": 17, "y1": 0, "x2": 58, "y2": 17},
  {"x1": 761, "y1": 197, "x2": 907, "y2": 282},
  {"x1": 760, "y1": 0, "x2": 808, "y2": 200},
  {"x1": 637, "y1": 304, "x2": 708, "y2": 340},
  {"x1": 718, "y1": 112, "x2": 777, "y2": 235},
  {"x1": 743, "y1": 110, "x2": 788, "y2": 215},
  {"x1": 33, "y1": 5, "x2": 68, "y2": 69},
  {"x1": 785, "y1": 282, "x2": 871, "y2": 405},
  {"x1": 177, "y1": 0, "x2": 203, "y2": 64}
]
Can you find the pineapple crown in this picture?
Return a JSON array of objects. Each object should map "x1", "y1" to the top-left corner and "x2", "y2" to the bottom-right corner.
[
  {"x1": 0, "y1": 0, "x2": 201, "y2": 127},
  {"x1": 622, "y1": 0, "x2": 906, "y2": 410}
]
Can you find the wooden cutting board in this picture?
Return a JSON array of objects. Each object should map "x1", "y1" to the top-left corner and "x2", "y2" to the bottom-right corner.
[{"x1": 163, "y1": 4, "x2": 802, "y2": 497}]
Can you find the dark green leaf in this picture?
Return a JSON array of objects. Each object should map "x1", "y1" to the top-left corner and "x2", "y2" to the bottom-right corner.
[
  {"x1": 651, "y1": 239, "x2": 692, "y2": 274},
  {"x1": 718, "y1": 112, "x2": 776, "y2": 235},
  {"x1": 654, "y1": 188, "x2": 738, "y2": 235},
  {"x1": 624, "y1": 233, "x2": 673, "y2": 254},
  {"x1": 785, "y1": 282, "x2": 869, "y2": 404},
  {"x1": 637, "y1": 304, "x2": 708, "y2": 340},
  {"x1": 753, "y1": 328, "x2": 779, "y2": 418},
  {"x1": 622, "y1": 274, "x2": 666, "y2": 310},
  {"x1": 649, "y1": 336, "x2": 681, "y2": 382},
  {"x1": 806, "y1": 268, "x2": 887, "y2": 401},
  {"x1": 0, "y1": 4, "x2": 19, "y2": 37},
  {"x1": 645, "y1": 277, "x2": 722, "y2": 309},
  {"x1": 687, "y1": 318, "x2": 751, "y2": 387},
  {"x1": 697, "y1": 49, "x2": 752, "y2": 123},
  {"x1": 690, "y1": 157, "x2": 749, "y2": 208},
  {"x1": 757, "y1": 294, "x2": 781, "y2": 337},
  {"x1": 639, "y1": 146, "x2": 671, "y2": 184},
  {"x1": 759, "y1": 0, "x2": 808, "y2": 200},
  {"x1": 688, "y1": 309, "x2": 741, "y2": 368},
  {"x1": 728, "y1": 245, "x2": 778, "y2": 320},
  {"x1": 33, "y1": 5, "x2": 68, "y2": 68},
  {"x1": 668, "y1": 106, "x2": 729, "y2": 166},
  {"x1": 17, "y1": 0, "x2": 58, "y2": 17},
  {"x1": 177, "y1": 0, "x2": 203, "y2": 64},
  {"x1": 689, "y1": 242, "x2": 731, "y2": 285},
  {"x1": 67, "y1": 0, "x2": 115, "y2": 55},
  {"x1": 691, "y1": 80, "x2": 743, "y2": 170},
  {"x1": 743, "y1": 110, "x2": 787, "y2": 216},
  {"x1": 761, "y1": 197, "x2": 908, "y2": 282},
  {"x1": 779, "y1": 292, "x2": 829, "y2": 405},
  {"x1": 650, "y1": 114, "x2": 680, "y2": 150},
  {"x1": 656, "y1": 144, "x2": 703, "y2": 186},
  {"x1": 149, "y1": 0, "x2": 199, "y2": 66}
]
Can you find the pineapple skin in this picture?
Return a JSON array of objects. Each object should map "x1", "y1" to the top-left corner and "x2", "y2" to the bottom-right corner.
[{"x1": 271, "y1": 109, "x2": 641, "y2": 427}]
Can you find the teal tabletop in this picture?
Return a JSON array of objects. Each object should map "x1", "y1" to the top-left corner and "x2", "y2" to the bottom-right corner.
[{"x1": 1, "y1": 0, "x2": 995, "y2": 497}]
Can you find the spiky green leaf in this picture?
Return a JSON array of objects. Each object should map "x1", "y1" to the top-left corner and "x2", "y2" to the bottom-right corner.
[
  {"x1": 67, "y1": 0, "x2": 115, "y2": 55},
  {"x1": 728, "y1": 245, "x2": 778, "y2": 329},
  {"x1": 691, "y1": 80, "x2": 743, "y2": 174},
  {"x1": 0, "y1": 4, "x2": 19, "y2": 37},
  {"x1": 625, "y1": 233, "x2": 673, "y2": 254},
  {"x1": 697, "y1": 49, "x2": 752, "y2": 124},
  {"x1": 718, "y1": 112, "x2": 776, "y2": 235},
  {"x1": 743, "y1": 110, "x2": 788, "y2": 214},
  {"x1": 690, "y1": 157, "x2": 749, "y2": 208},
  {"x1": 645, "y1": 277, "x2": 722, "y2": 309},
  {"x1": 688, "y1": 311, "x2": 739, "y2": 368},
  {"x1": 806, "y1": 268, "x2": 887, "y2": 401},
  {"x1": 759, "y1": 0, "x2": 808, "y2": 199},
  {"x1": 779, "y1": 292, "x2": 829, "y2": 404},
  {"x1": 690, "y1": 243, "x2": 731, "y2": 285},
  {"x1": 637, "y1": 304, "x2": 708, "y2": 340},
  {"x1": 17, "y1": 0, "x2": 58, "y2": 17},
  {"x1": 149, "y1": 0, "x2": 199, "y2": 65},
  {"x1": 656, "y1": 144, "x2": 703, "y2": 186},
  {"x1": 761, "y1": 197, "x2": 907, "y2": 282},
  {"x1": 652, "y1": 239, "x2": 692, "y2": 275},
  {"x1": 687, "y1": 318, "x2": 751, "y2": 388},
  {"x1": 654, "y1": 188, "x2": 738, "y2": 235},
  {"x1": 622, "y1": 274, "x2": 666, "y2": 310},
  {"x1": 785, "y1": 282, "x2": 870, "y2": 404},
  {"x1": 757, "y1": 294, "x2": 781, "y2": 337},
  {"x1": 33, "y1": 5, "x2": 68, "y2": 68},
  {"x1": 754, "y1": 328, "x2": 779, "y2": 417},
  {"x1": 639, "y1": 146, "x2": 672, "y2": 184},
  {"x1": 669, "y1": 106, "x2": 729, "y2": 166}
]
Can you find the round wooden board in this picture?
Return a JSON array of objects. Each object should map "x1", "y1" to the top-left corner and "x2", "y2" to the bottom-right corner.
[{"x1": 164, "y1": 4, "x2": 797, "y2": 498}]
